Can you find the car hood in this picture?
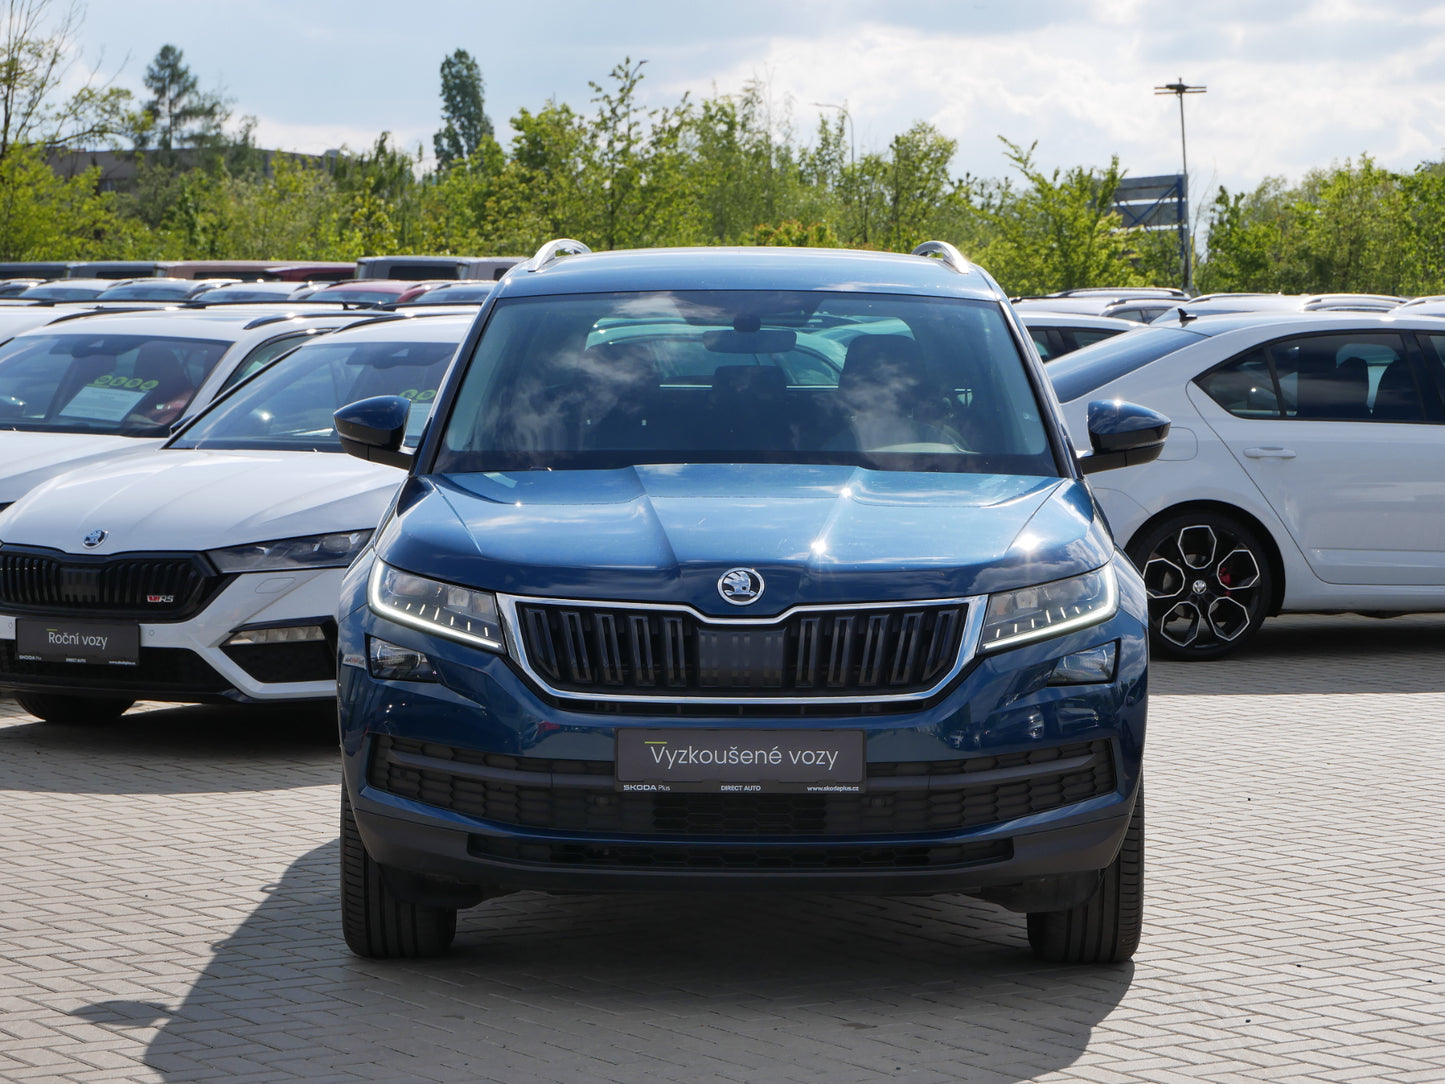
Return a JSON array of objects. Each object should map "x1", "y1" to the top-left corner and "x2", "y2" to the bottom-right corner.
[
  {"x1": 0, "y1": 449, "x2": 404, "y2": 555},
  {"x1": 0, "y1": 431, "x2": 162, "y2": 505},
  {"x1": 376, "y1": 464, "x2": 1112, "y2": 615}
]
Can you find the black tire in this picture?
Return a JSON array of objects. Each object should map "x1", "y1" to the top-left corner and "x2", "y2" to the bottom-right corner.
[
  {"x1": 1126, "y1": 510, "x2": 1273, "y2": 661},
  {"x1": 14, "y1": 692, "x2": 134, "y2": 725},
  {"x1": 340, "y1": 785, "x2": 456, "y2": 959},
  {"x1": 1027, "y1": 784, "x2": 1143, "y2": 964}
]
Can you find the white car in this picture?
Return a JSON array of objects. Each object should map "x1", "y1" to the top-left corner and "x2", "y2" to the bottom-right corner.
[
  {"x1": 1049, "y1": 310, "x2": 1445, "y2": 659},
  {"x1": 0, "y1": 306, "x2": 387, "y2": 513},
  {"x1": 0, "y1": 313, "x2": 473, "y2": 723}
]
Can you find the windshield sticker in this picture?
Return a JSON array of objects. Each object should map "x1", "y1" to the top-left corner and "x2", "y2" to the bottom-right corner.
[{"x1": 57, "y1": 385, "x2": 147, "y2": 422}]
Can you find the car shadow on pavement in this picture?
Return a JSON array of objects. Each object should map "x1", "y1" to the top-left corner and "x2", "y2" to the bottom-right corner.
[
  {"x1": 0, "y1": 701, "x2": 337, "y2": 794},
  {"x1": 74, "y1": 840, "x2": 1133, "y2": 1083},
  {"x1": 1151, "y1": 613, "x2": 1445, "y2": 696}
]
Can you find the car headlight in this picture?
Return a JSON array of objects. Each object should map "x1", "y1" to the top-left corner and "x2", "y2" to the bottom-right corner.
[
  {"x1": 980, "y1": 564, "x2": 1118, "y2": 652},
  {"x1": 208, "y1": 530, "x2": 373, "y2": 573},
  {"x1": 368, "y1": 561, "x2": 506, "y2": 652}
]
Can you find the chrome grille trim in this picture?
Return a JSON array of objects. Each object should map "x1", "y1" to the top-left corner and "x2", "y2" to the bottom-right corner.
[{"x1": 497, "y1": 593, "x2": 986, "y2": 705}]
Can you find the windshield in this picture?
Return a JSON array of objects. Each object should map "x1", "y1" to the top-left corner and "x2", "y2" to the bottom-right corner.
[
  {"x1": 435, "y1": 290, "x2": 1057, "y2": 476},
  {"x1": 315, "y1": 287, "x2": 401, "y2": 304},
  {"x1": 171, "y1": 333, "x2": 458, "y2": 452},
  {"x1": 96, "y1": 282, "x2": 195, "y2": 301},
  {"x1": 18, "y1": 285, "x2": 103, "y2": 301},
  {"x1": 0, "y1": 332, "x2": 230, "y2": 435},
  {"x1": 1048, "y1": 326, "x2": 1203, "y2": 402}
]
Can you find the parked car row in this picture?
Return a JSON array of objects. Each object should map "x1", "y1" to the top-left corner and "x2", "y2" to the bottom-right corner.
[
  {"x1": 0, "y1": 254, "x2": 523, "y2": 283},
  {"x1": 0, "y1": 276, "x2": 498, "y2": 308}
]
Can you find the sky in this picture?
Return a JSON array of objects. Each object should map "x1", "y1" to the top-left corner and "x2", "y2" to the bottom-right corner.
[{"x1": 64, "y1": 0, "x2": 1445, "y2": 203}]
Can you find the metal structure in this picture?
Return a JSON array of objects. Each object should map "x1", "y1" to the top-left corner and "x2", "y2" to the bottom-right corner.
[{"x1": 1154, "y1": 78, "x2": 1206, "y2": 291}]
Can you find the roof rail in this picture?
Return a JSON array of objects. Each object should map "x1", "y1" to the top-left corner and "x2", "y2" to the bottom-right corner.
[
  {"x1": 911, "y1": 241, "x2": 972, "y2": 275},
  {"x1": 528, "y1": 238, "x2": 591, "y2": 272}
]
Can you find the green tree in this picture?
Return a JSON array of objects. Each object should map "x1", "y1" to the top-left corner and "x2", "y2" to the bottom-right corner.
[
  {"x1": 0, "y1": 0, "x2": 132, "y2": 162},
  {"x1": 1195, "y1": 179, "x2": 1294, "y2": 293},
  {"x1": 974, "y1": 139, "x2": 1144, "y2": 296},
  {"x1": 139, "y1": 44, "x2": 228, "y2": 154},
  {"x1": 0, "y1": 142, "x2": 117, "y2": 257},
  {"x1": 330, "y1": 133, "x2": 421, "y2": 251},
  {"x1": 433, "y1": 49, "x2": 493, "y2": 170},
  {"x1": 584, "y1": 58, "x2": 693, "y2": 249},
  {"x1": 879, "y1": 122, "x2": 958, "y2": 252}
]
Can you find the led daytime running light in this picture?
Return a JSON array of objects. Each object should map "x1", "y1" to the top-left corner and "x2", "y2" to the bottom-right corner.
[
  {"x1": 981, "y1": 564, "x2": 1118, "y2": 651},
  {"x1": 368, "y1": 561, "x2": 506, "y2": 652}
]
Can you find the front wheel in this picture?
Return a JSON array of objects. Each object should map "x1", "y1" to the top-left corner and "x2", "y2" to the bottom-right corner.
[
  {"x1": 340, "y1": 786, "x2": 456, "y2": 959},
  {"x1": 1126, "y1": 511, "x2": 1273, "y2": 661},
  {"x1": 1027, "y1": 784, "x2": 1143, "y2": 964},
  {"x1": 13, "y1": 692, "x2": 135, "y2": 725}
]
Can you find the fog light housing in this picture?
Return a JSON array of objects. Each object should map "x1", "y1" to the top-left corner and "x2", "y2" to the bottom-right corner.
[
  {"x1": 1047, "y1": 642, "x2": 1117, "y2": 685},
  {"x1": 368, "y1": 636, "x2": 437, "y2": 682},
  {"x1": 225, "y1": 624, "x2": 327, "y2": 646}
]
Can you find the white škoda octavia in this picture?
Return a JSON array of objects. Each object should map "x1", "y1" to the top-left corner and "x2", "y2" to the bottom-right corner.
[{"x1": 1050, "y1": 310, "x2": 1445, "y2": 659}]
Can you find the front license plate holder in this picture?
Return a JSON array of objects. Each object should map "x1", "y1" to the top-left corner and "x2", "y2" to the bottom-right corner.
[
  {"x1": 14, "y1": 618, "x2": 140, "y2": 666},
  {"x1": 615, "y1": 728, "x2": 865, "y2": 794}
]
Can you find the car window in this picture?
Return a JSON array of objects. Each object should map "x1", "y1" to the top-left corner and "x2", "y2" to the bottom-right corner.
[
  {"x1": 0, "y1": 333, "x2": 230, "y2": 435},
  {"x1": 220, "y1": 332, "x2": 313, "y2": 392},
  {"x1": 1070, "y1": 327, "x2": 1126, "y2": 349},
  {"x1": 1028, "y1": 328, "x2": 1057, "y2": 361},
  {"x1": 173, "y1": 335, "x2": 458, "y2": 452},
  {"x1": 1049, "y1": 327, "x2": 1203, "y2": 402},
  {"x1": 1195, "y1": 349, "x2": 1281, "y2": 418},
  {"x1": 1197, "y1": 333, "x2": 1424, "y2": 422},
  {"x1": 436, "y1": 290, "x2": 1057, "y2": 477},
  {"x1": 1410, "y1": 334, "x2": 1445, "y2": 415}
]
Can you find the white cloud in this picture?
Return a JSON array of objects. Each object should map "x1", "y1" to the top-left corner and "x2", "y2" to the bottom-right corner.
[{"x1": 660, "y1": 2, "x2": 1445, "y2": 194}]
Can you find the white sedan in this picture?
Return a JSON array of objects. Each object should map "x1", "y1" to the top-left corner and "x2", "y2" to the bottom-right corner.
[{"x1": 1049, "y1": 310, "x2": 1445, "y2": 659}]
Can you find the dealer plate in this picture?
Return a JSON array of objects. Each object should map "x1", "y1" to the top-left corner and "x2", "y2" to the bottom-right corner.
[
  {"x1": 15, "y1": 618, "x2": 140, "y2": 666},
  {"x1": 615, "y1": 728, "x2": 865, "y2": 794}
]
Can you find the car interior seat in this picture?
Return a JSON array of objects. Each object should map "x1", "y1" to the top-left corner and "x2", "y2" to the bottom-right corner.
[
  {"x1": 833, "y1": 334, "x2": 961, "y2": 450},
  {"x1": 701, "y1": 364, "x2": 793, "y2": 450},
  {"x1": 130, "y1": 343, "x2": 196, "y2": 425},
  {"x1": 1371, "y1": 357, "x2": 1424, "y2": 421},
  {"x1": 1294, "y1": 348, "x2": 1369, "y2": 419}
]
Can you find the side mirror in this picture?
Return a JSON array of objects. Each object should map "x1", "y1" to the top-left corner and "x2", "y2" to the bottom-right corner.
[
  {"x1": 1079, "y1": 400, "x2": 1170, "y2": 475},
  {"x1": 335, "y1": 396, "x2": 414, "y2": 469}
]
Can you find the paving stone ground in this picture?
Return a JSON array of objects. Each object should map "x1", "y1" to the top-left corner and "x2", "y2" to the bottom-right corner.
[{"x1": 1, "y1": 613, "x2": 1443, "y2": 1083}]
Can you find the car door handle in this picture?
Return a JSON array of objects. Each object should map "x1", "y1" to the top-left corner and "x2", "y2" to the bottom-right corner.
[{"x1": 1243, "y1": 446, "x2": 1296, "y2": 459}]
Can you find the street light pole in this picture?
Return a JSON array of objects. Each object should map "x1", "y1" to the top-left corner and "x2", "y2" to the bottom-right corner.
[
  {"x1": 1154, "y1": 78, "x2": 1206, "y2": 292},
  {"x1": 811, "y1": 101, "x2": 854, "y2": 170}
]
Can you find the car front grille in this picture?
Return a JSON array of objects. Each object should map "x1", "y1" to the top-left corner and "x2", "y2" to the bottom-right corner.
[
  {"x1": 0, "y1": 545, "x2": 227, "y2": 621},
  {"x1": 0, "y1": 640, "x2": 232, "y2": 697},
  {"x1": 509, "y1": 598, "x2": 972, "y2": 702},
  {"x1": 368, "y1": 736, "x2": 1116, "y2": 839},
  {"x1": 220, "y1": 641, "x2": 336, "y2": 685},
  {"x1": 466, "y1": 835, "x2": 1012, "y2": 872}
]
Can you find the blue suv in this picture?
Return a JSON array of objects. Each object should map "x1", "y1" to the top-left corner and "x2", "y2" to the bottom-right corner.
[{"x1": 332, "y1": 240, "x2": 1168, "y2": 963}]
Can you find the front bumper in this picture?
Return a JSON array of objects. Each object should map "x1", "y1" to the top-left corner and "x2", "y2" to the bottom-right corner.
[
  {"x1": 339, "y1": 561, "x2": 1150, "y2": 897},
  {"x1": 0, "y1": 568, "x2": 346, "y2": 704}
]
